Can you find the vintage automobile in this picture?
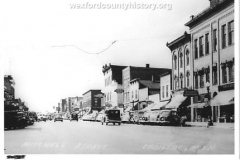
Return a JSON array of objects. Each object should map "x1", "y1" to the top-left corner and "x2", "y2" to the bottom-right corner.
[
  {"x1": 82, "y1": 113, "x2": 91, "y2": 121},
  {"x1": 70, "y1": 112, "x2": 79, "y2": 121},
  {"x1": 37, "y1": 114, "x2": 47, "y2": 122},
  {"x1": 96, "y1": 111, "x2": 105, "y2": 122},
  {"x1": 121, "y1": 111, "x2": 131, "y2": 123},
  {"x1": 89, "y1": 112, "x2": 98, "y2": 122},
  {"x1": 130, "y1": 111, "x2": 145, "y2": 124},
  {"x1": 158, "y1": 109, "x2": 180, "y2": 126},
  {"x1": 101, "y1": 109, "x2": 121, "y2": 125},
  {"x1": 54, "y1": 114, "x2": 63, "y2": 122}
]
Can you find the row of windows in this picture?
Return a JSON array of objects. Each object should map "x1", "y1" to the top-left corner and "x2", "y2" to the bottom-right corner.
[
  {"x1": 194, "y1": 20, "x2": 234, "y2": 59},
  {"x1": 162, "y1": 85, "x2": 169, "y2": 98},
  {"x1": 173, "y1": 50, "x2": 190, "y2": 70},
  {"x1": 174, "y1": 72, "x2": 190, "y2": 90},
  {"x1": 194, "y1": 64, "x2": 234, "y2": 89}
]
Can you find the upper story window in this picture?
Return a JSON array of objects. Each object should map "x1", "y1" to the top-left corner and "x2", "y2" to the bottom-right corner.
[
  {"x1": 199, "y1": 36, "x2": 204, "y2": 57},
  {"x1": 186, "y1": 50, "x2": 190, "y2": 66},
  {"x1": 205, "y1": 33, "x2": 209, "y2": 55},
  {"x1": 228, "y1": 63, "x2": 234, "y2": 82},
  {"x1": 222, "y1": 24, "x2": 227, "y2": 49},
  {"x1": 135, "y1": 90, "x2": 138, "y2": 99},
  {"x1": 174, "y1": 75, "x2": 178, "y2": 90},
  {"x1": 222, "y1": 65, "x2": 227, "y2": 84},
  {"x1": 186, "y1": 71, "x2": 190, "y2": 87},
  {"x1": 180, "y1": 53, "x2": 183, "y2": 68},
  {"x1": 194, "y1": 39, "x2": 198, "y2": 59},
  {"x1": 200, "y1": 73, "x2": 204, "y2": 88},
  {"x1": 195, "y1": 73, "x2": 198, "y2": 89},
  {"x1": 174, "y1": 55, "x2": 177, "y2": 70},
  {"x1": 212, "y1": 66, "x2": 218, "y2": 85},
  {"x1": 228, "y1": 21, "x2": 234, "y2": 45},
  {"x1": 213, "y1": 29, "x2": 217, "y2": 52},
  {"x1": 180, "y1": 73, "x2": 183, "y2": 89}
]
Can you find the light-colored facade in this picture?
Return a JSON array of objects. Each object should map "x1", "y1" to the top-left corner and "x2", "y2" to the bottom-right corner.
[
  {"x1": 160, "y1": 73, "x2": 171, "y2": 101},
  {"x1": 102, "y1": 64, "x2": 126, "y2": 109},
  {"x1": 185, "y1": 0, "x2": 234, "y2": 122}
]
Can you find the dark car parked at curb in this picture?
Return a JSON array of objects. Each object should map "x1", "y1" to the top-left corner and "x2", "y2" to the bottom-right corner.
[
  {"x1": 159, "y1": 110, "x2": 180, "y2": 126},
  {"x1": 54, "y1": 114, "x2": 63, "y2": 122},
  {"x1": 70, "y1": 112, "x2": 79, "y2": 121},
  {"x1": 101, "y1": 109, "x2": 121, "y2": 126}
]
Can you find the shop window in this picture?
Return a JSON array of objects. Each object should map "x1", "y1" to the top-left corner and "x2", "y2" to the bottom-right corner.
[
  {"x1": 213, "y1": 29, "x2": 217, "y2": 52},
  {"x1": 228, "y1": 21, "x2": 234, "y2": 45},
  {"x1": 194, "y1": 39, "x2": 198, "y2": 59},
  {"x1": 222, "y1": 24, "x2": 226, "y2": 49},
  {"x1": 205, "y1": 33, "x2": 209, "y2": 55},
  {"x1": 199, "y1": 36, "x2": 204, "y2": 57},
  {"x1": 222, "y1": 66, "x2": 227, "y2": 84}
]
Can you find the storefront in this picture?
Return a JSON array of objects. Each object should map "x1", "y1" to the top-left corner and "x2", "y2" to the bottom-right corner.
[
  {"x1": 165, "y1": 92, "x2": 191, "y2": 120},
  {"x1": 211, "y1": 89, "x2": 234, "y2": 123}
]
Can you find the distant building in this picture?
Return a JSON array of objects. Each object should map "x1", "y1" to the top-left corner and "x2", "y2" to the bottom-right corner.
[
  {"x1": 102, "y1": 64, "x2": 127, "y2": 109},
  {"x1": 122, "y1": 64, "x2": 171, "y2": 110},
  {"x1": 68, "y1": 97, "x2": 83, "y2": 113},
  {"x1": 4, "y1": 75, "x2": 15, "y2": 103},
  {"x1": 82, "y1": 90, "x2": 102, "y2": 112}
]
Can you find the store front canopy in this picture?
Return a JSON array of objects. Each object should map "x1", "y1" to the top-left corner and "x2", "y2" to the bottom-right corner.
[
  {"x1": 124, "y1": 106, "x2": 132, "y2": 112},
  {"x1": 165, "y1": 94, "x2": 187, "y2": 109},
  {"x1": 188, "y1": 103, "x2": 205, "y2": 108},
  {"x1": 211, "y1": 90, "x2": 234, "y2": 106},
  {"x1": 141, "y1": 103, "x2": 155, "y2": 111},
  {"x1": 151, "y1": 101, "x2": 169, "y2": 110}
]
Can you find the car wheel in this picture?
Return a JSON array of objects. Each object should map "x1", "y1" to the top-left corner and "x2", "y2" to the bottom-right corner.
[
  {"x1": 119, "y1": 123, "x2": 121, "y2": 125},
  {"x1": 113, "y1": 123, "x2": 115, "y2": 125},
  {"x1": 62, "y1": 120, "x2": 63, "y2": 122},
  {"x1": 106, "y1": 123, "x2": 108, "y2": 125}
]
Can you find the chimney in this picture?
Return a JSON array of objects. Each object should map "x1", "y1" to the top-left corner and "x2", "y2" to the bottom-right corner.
[
  {"x1": 190, "y1": 15, "x2": 194, "y2": 20},
  {"x1": 209, "y1": 0, "x2": 221, "y2": 8},
  {"x1": 146, "y1": 64, "x2": 150, "y2": 68}
]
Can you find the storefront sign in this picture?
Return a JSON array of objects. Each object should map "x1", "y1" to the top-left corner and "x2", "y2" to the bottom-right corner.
[
  {"x1": 218, "y1": 83, "x2": 234, "y2": 92},
  {"x1": 183, "y1": 90, "x2": 199, "y2": 97}
]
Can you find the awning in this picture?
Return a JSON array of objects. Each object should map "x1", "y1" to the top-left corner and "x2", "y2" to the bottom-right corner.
[
  {"x1": 151, "y1": 101, "x2": 169, "y2": 110},
  {"x1": 165, "y1": 94, "x2": 187, "y2": 109},
  {"x1": 189, "y1": 103, "x2": 206, "y2": 108},
  {"x1": 211, "y1": 90, "x2": 234, "y2": 106}
]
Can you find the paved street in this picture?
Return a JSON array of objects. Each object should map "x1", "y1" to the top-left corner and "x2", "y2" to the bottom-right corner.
[{"x1": 4, "y1": 120, "x2": 234, "y2": 154}]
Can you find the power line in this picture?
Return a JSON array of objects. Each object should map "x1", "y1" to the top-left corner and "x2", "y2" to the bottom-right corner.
[{"x1": 52, "y1": 41, "x2": 117, "y2": 54}]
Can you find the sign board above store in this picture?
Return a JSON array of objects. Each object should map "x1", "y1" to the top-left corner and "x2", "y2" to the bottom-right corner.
[
  {"x1": 183, "y1": 90, "x2": 199, "y2": 97},
  {"x1": 114, "y1": 89, "x2": 124, "y2": 93}
]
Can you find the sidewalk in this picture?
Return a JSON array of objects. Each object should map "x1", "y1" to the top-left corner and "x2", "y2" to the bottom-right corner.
[{"x1": 186, "y1": 121, "x2": 234, "y2": 129}]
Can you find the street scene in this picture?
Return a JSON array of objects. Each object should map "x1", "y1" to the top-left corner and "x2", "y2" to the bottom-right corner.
[
  {"x1": 3, "y1": 0, "x2": 236, "y2": 157},
  {"x1": 5, "y1": 120, "x2": 234, "y2": 154}
]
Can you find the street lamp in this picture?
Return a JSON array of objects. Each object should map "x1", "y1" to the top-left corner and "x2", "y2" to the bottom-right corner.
[{"x1": 205, "y1": 81, "x2": 213, "y2": 126}]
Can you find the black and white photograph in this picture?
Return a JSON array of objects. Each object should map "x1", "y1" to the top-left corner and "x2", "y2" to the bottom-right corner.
[{"x1": 1, "y1": 0, "x2": 239, "y2": 159}]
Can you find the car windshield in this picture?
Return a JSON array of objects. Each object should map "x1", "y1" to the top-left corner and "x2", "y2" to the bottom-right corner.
[{"x1": 160, "y1": 111, "x2": 171, "y2": 116}]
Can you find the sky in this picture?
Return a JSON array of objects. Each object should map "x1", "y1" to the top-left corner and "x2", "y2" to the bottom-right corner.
[{"x1": 2, "y1": 0, "x2": 209, "y2": 113}]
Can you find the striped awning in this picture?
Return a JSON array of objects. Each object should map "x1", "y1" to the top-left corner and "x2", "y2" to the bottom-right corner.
[{"x1": 211, "y1": 90, "x2": 234, "y2": 106}]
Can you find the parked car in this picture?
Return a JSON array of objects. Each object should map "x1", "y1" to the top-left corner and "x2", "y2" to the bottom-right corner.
[
  {"x1": 82, "y1": 113, "x2": 91, "y2": 121},
  {"x1": 130, "y1": 111, "x2": 144, "y2": 124},
  {"x1": 89, "y1": 112, "x2": 98, "y2": 122},
  {"x1": 37, "y1": 114, "x2": 47, "y2": 122},
  {"x1": 121, "y1": 112, "x2": 130, "y2": 123},
  {"x1": 158, "y1": 110, "x2": 180, "y2": 126},
  {"x1": 70, "y1": 112, "x2": 79, "y2": 121},
  {"x1": 54, "y1": 114, "x2": 63, "y2": 122},
  {"x1": 139, "y1": 111, "x2": 151, "y2": 125},
  {"x1": 96, "y1": 111, "x2": 105, "y2": 122},
  {"x1": 101, "y1": 109, "x2": 121, "y2": 125}
]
